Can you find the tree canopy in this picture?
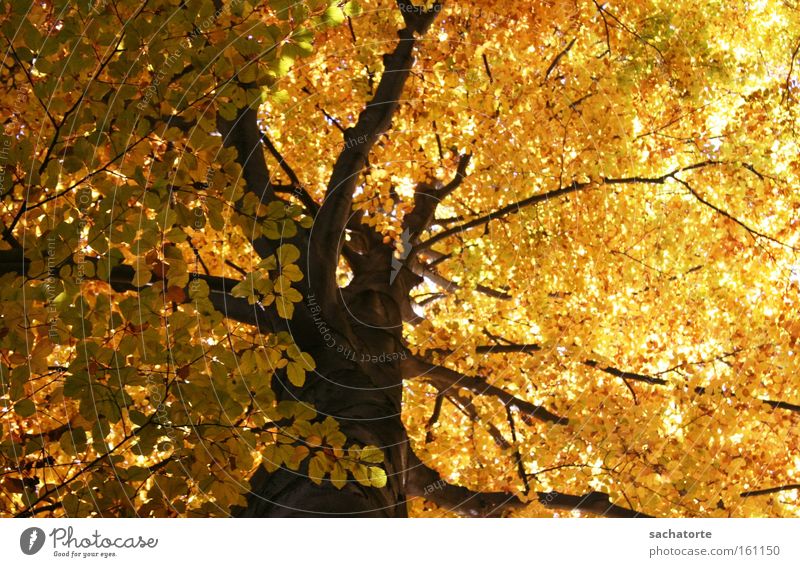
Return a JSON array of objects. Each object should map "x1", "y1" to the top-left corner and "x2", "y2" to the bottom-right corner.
[{"x1": 1, "y1": 0, "x2": 800, "y2": 518}]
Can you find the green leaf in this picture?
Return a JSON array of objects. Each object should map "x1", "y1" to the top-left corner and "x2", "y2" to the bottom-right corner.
[
  {"x1": 281, "y1": 264, "x2": 304, "y2": 282},
  {"x1": 271, "y1": 53, "x2": 294, "y2": 78},
  {"x1": 129, "y1": 410, "x2": 148, "y2": 426},
  {"x1": 218, "y1": 101, "x2": 239, "y2": 121},
  {"x1": 368, "y1": 466, "x2": 387, "y2": 488},
  {"x1": 361, "y1": 445, "x2": 384, "y2": 464},
  {"x1": 120, "y1": 466, "x2": 150, "y2": 482},
  {"x1": 63, "y1": 155, "x2": 85, "y2": 174},
  {"x1": 132, "y1": 268, "x2": 152, "y2": 287},
  {"x1": 352, "y1": 463, "x2": 370, "y2": 486},
  {"x1": 276, "y1": 401, "x2": 317, "y2": 421},
  {"x1": 343, "y1": 1, "x2": 362, "y2": 17},
  {"x1": 14, "y1": 399, "x2": 36, "y2": 417},
  {"x1": 297, "y1": 351, "x2": 315, "y2": 371},
  {"x1": 238, "y1": 63, "x2": 259, "y2": 83},
  {"x1": 272, "y1": 89, "x2": 290, "y2": 104},
  {"x1": 269, "y1": 0, "x2": 291, "y2": 20},
  {"x1": 230, "y1": 274, "x2": 257, "y2": 302},
  {"x1": 292, "y1": 419, "x2": 313, "y2": 437},
  {"x1": 323, "y1": 5, "x2": 346, "y2": 26},
  {"x1": 64, "y1": 371, "x2": 90, "y2": 398},
  {"x1": 326, "y1": 430, "x2": 346, "y2": 448},
  {"x1": 189, "y1": 278, "x2": 210, "y2": 299},
  {"x1": 60, "y1": 427, "x2": 88, "y2": 456},
  {"x1": 282, "y1": 444, "x2": 309, "y2": 471},
  {"x1": 280, "y1": 287, "x2": 303, "y2": 304}
]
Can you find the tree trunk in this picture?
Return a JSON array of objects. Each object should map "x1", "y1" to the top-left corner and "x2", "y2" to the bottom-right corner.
[
  {"x1": 240, "y1": 241, "x2": 412, "y2": 517},
  {"x1": 232, "y1": 0, "x2": 444, "y2": 517},
  {"x1": 241, "y1": 362, "x2": 408, "y2": 517}
]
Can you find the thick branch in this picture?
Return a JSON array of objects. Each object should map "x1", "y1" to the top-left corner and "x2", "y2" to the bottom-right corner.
[
  {"x1": 438, "y1": 153, "x2": 473, "y2": 199},
  {"x1": 455, "y1": 341, "x2": 800, "y2": 416},
  {"x1": 407, "y1": 451, "x2": 651, "y2": 517},
  {"x1": 105, "y1": 265, "x2": 274, "y2": 331},
  {"x1": 260, "y1": 132, "x2": 302, "y2": 188},
  {"x1": 585, "y1": 359, "x2": 800, "y2": 415},
  {"x1": 445, "y1": 391, "x2": 511, "y2": 449},
  {"x1": 414, "y1": 161, "x2": 722, "y2": 254},
  {"x1": 583, "y1": 359, "x2": 666, "y2": 386},
  {"x1": 403, "y1": 154, "x2": 472, "y2": 238},
  {"x1": 414, "y1": 180, "x2": 590, "y2": 253},
  {"x1": 216, "y1": 103, "x2": 286, "y2": 260},
  {"x1": 217, "y1": 105, "x2": 273, "y2": 205},
  {"x1": 402, "y1": 355, "x2": 568, "y2": 425},
  {"x1": 310, "y1": 1, "x2": 442, "y2": 301},
  {"x1": 424, "y1": 391, "x2": 445, "y2": 443},
  {"x1": 0, "y1": 249, "x2": 273, "y2": 331},
  {"x1": 475, "y1": 344, "x2": 542, "y2": 354},
  {"x1": 391, "y1": 153, "x2": 474, "y2": 311},
  {"x1": 761, "y1": 399, "x2": 800, "y2": 413}
]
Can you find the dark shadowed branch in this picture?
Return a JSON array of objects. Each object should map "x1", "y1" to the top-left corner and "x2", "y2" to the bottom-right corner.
[
  {"x1": 402, "y1": 355, "x2": 568, "y2": 425},
  {"x1": 310, "y1": 1, "x2": 443, "y2": 304},
  {"x1": 544, "y1": 37, "x2": 577, "y2": 81},
  {"x1": 414, "y1": 180, "x2": 591, "y2": 253},
  {"x1": 741, "y1": 484, "x2": 800, "y2": 497},
  {"x1": 670, "y1": 175, "x2": 798, "y2": 251},
  {"x1": 0, "y1": 248, "x2": 274, "y2": 331},
  {"x1": 217, "y1": 105, "x2": 274, "y2": 206},
  {"x1": 407, "y1": 451, "x2": 651, "y2": 517},
  {"x1": 414, "y1": 161, "x2": 764, "y2": 255},
  {"x1": 434, "y1": 341, "x2": 800, "y2": 416}
]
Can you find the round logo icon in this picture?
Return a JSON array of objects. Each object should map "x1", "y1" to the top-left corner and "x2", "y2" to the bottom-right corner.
[{"x1": 20, "y1": 527, "x2": 46, "y2": 555}]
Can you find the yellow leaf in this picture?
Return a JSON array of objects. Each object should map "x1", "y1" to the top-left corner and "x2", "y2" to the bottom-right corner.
[
  {"x1": 286, "y1": 361, "x2": 305, "y2": 387},
  {"x1": 368, "y1": 466, "x2": 387, "y2": 488},
  {"x1": 276, "y1": 298, "x2": 294, "y2": 319},
  {"x1": 330, "y1": 462, "x2": 347, "y2": 489}
]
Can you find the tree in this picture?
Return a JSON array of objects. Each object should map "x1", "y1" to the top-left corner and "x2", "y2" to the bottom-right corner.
[{"x1": 1, "y1": 0, "x2": 799, "y2": 518}]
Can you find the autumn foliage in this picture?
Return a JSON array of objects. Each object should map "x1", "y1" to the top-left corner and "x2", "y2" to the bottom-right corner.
[{"x1": 1, "y1": 0, "x2": 800, "y2": 518}]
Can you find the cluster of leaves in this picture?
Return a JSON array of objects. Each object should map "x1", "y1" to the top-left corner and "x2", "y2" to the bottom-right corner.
[
  {"x1": 0, "y1": 0, "x2": 373, "y2": 517},
  {"x1": 230, "y1": 244, "x2": 305, "y2": 319},
  {"x1": 263, "y1": 408, "x2": 387, "y2": 489},
  {"x1": 3, "y1": 0, "x2": 800, "y2": 518}
]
